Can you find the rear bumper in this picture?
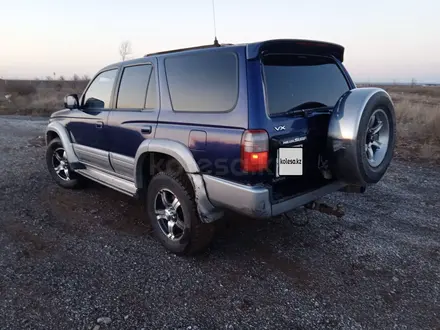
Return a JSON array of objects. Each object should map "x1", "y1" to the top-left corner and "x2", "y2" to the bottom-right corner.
[{"x1": 203, "y1": 175, "x2": 346, "y2": 219}]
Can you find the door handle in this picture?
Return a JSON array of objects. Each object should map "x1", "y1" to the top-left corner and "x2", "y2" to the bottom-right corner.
[
  {"x1": 141, "y1": 126, "x2": 152, "y2": 134},
  {"x1": 96, "y1": 121, "x2": 104, "y2": 129}
]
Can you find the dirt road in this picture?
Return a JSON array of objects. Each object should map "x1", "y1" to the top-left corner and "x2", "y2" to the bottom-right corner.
[{"x1": 0, "y1": 116, "x2": 439, "y2": 329}]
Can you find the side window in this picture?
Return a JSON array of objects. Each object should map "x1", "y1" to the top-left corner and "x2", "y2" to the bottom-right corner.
[
  {"x1": 83, "y1": 69, "x2": 117, "y2": 109},
  {"x1": 116, "y1": 64, "x2": 152, "y2": 109},
  {"x1": 165, "y1": 52, "x2": 238, "y2": 112},
  {"x1": 145, "y1": 68, "x2": 157, "y2": 109}
]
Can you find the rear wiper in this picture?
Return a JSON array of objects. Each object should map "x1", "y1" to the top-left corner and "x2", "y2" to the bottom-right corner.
[{"x1": 273, "y1": 103, "x2": 331, "y2": 117}]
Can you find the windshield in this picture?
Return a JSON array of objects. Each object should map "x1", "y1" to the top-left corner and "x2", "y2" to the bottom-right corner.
[{"x1": 263, "y1": 54, "x2": 350, "y2": 115}]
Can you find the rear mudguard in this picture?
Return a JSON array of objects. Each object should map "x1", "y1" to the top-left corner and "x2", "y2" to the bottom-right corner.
[{"x1": 134, "y1": 139, "x2": 224, "y2": 223}]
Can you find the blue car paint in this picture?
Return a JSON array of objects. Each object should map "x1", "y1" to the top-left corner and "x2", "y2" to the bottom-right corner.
[
  {"x1": 155, "y1": 123, "x2": 243, "y2": 180},
  {"x1": 154, "y1": 46, "x2": 248, "y2": 181},
  {"x1": 57, "y1": 109, "x2": 111, "y2": 151},
  {"x1": 81, "y1": 45, "x2": 248, "y2": 182},
  {"x1": 50, "y1": 39, "x2": 355, "y2": 187}
]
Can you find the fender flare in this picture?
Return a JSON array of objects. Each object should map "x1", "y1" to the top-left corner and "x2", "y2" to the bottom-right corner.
[
  {"x1": 46, "y1": 121, "x2": 79, "y2": 164},
  {"x1": 134, "y1": 139, "x2": 223, "y2": 223},
  {"x1": 134, "y1": 139, "x2": 200, "y2": 189}
]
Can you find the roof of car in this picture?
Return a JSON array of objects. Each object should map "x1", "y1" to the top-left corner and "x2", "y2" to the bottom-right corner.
[
  {"x1": 100, "y1": 43, "x2": 240, "y2": 71},
  {"x1": 102, "y1": 39, "x2": 345, "y2": 70}
]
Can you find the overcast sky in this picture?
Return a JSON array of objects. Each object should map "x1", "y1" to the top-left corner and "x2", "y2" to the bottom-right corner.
[{"x1": 0, "y1": 0, "x2": 438, "y2": 82}]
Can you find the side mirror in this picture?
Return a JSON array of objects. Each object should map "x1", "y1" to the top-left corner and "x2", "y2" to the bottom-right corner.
[{"x1": 64, "y1": 94, "x2": 79, "y2": 110}]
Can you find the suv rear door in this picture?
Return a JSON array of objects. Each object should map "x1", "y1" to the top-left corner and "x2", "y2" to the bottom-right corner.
[
  {"x1": 107, "y1": 60, "x2": 160, "y2": 181},
  {"x1": 247, "y1": 41, "x2": 355, "y2": 200}
]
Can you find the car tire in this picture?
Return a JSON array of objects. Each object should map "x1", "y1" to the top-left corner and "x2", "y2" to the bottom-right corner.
[
  {"x1": 356, "y1": 94, "x2": 396, "y2": 184},
  {"x1": 46, "y1": 138, "x2": 84, "y2": 189},
  {"x1": 146, "y1": 171, "x2": 215, "y2": 255},
  {"x1": 357, "y1": 96, "x2": 396, "y2": 184},
  {"x1": 328, "y1": 89, "x2": 396, "y2": 185}
]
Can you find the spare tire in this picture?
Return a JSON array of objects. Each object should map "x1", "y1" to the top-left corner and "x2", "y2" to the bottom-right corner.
[{"x1": 327, "y1": 88, "x2": 396, "y2": 186}]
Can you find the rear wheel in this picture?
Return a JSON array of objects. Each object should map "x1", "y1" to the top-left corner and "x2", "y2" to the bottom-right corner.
[
  {"x1": 146, "y1": 171, "x2": 215, "y2": 255},
  {"x1": 46, "y1": 138, "x2": 83, "y2": 189}
]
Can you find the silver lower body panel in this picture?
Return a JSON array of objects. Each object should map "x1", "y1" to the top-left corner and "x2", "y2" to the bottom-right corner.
[
  {"x1": 203, "y1": 175, "x2": 346, "y2": 219},
  {"x1": 76, "y1": 167, "x2": 137, "y2": 197}
]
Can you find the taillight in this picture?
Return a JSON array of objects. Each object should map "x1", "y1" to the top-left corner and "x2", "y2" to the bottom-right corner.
[{"x1": 241, "y1": 130, "x2": 269, "y2": 172}]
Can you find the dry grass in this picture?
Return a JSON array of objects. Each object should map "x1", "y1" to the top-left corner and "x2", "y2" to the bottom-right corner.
[
  {"x1": 0, "y1": 80, "x2": 87, "y2": 116},
  {"x1": 1, "y1": 81, "x2": 439, "y2": 163},
  {"x1": 383, "y1": 85, "x2": 440, "y2": 164},
  {"x1": 1, "y1": 91, "x2": 70, "y2": 116}
]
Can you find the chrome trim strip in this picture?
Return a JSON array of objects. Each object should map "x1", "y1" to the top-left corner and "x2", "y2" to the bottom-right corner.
[
  {"x1": 76, "y1": 167, "x2": 136, "y2": 196},
  {"x1": 79, "y1": 161, "x2": 131, "y2": 182}
]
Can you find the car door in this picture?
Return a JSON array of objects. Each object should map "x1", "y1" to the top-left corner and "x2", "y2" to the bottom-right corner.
[
  {"x1": 67, "y1": 68, "x2": 118, "y2": 172},
  {"x1": 107, "y1": 60, "x2": 160, "y2": 181}
]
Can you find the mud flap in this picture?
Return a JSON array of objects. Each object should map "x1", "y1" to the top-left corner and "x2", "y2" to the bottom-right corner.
[{"x1": 187, "y1": 173, "x2": 224, "y2": 223}]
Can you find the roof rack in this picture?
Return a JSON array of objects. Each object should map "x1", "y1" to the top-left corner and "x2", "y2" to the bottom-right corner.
[{"x1": 144, "y1": 41, "x2": 233, "y2": 57}]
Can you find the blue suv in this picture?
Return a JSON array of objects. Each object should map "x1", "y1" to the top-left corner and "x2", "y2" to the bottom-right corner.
[{"x1": 45, "y1": 39, "x2": 396, "y2": 254}]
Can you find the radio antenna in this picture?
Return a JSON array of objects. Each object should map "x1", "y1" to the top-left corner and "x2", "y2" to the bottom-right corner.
[{"x1": 212, "y1": 0, "x2": 220, "y2": 46}]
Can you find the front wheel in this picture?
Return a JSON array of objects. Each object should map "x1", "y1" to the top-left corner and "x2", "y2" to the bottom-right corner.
[
  {"x1": 46, "y1": 138, "x2": 83, "y2": 189},
  {"x1": 146, "y1": 171, "x2": 215, "y2": 255}
]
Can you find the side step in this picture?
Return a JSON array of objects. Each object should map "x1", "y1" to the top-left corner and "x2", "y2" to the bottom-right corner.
[{"x1": 76, "y1": 167, "x2": 137, "y2": 197}]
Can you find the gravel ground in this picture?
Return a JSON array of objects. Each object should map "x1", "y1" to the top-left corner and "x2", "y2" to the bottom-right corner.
[{"x1": 0, "y1": 116, "x2": 439, "y2": 330}]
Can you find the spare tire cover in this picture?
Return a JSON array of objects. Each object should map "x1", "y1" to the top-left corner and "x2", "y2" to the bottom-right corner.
[{"x1": 327, "y1": 88, "x2": 396, "y2": 185}]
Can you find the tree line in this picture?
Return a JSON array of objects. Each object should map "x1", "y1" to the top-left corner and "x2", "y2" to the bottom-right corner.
[
  {"x1": 37, "y1": 74, "x2": 90, "y2": 81},
  {"x1": 35, "y1": 40, "x2": 133, "y2": 81}
]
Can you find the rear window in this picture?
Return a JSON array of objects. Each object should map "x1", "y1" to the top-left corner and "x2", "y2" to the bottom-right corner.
[
  {"x1": 263, "y1": 55, "x2": 349, "y2": 115},
  {"x1": 165, "y1": 52, "x2": 238, "y2": 112}
]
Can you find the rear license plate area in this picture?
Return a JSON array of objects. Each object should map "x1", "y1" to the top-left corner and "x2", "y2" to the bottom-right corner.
[{"x1": 276, "y1": 147, "x2": 303, "y2": 176}]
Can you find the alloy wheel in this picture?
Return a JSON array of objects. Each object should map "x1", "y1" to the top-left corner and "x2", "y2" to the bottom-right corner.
[
  {"x1": 154, "y1": 189, "x2": 185, "y2": 241},
  {"x1": 52, "y1": 147, "x2": 71, "y2": 181},
  {"x1": 365, "y1": 109, "x2": 390, "y2": 167}
]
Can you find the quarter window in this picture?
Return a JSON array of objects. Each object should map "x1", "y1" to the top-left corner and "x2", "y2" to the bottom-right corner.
[
  {"x1": 165, "y1": 52, "x2": 238, "y2": 112},
  {"x1": 117, "y1": 65, "x2": 153, "y2": 109},
  {"x1": 83, "y1": 69, "x2": 117, "y2": 109}
]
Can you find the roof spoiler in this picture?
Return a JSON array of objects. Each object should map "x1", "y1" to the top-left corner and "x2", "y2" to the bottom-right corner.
[{"x1": 246, "y1": 39, "x2": 345, "y2": 62}]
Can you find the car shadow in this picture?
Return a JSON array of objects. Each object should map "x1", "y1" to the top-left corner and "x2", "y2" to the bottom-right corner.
[
  {"x1": 82, "y1": 179, "x2": 341, "y2": 272},
  {"x1": 51, "y1": 178, "x2": 354, "y2": 292},
  {"x1": 82, "y1": 180, "x2": 151, "y2": 236}
]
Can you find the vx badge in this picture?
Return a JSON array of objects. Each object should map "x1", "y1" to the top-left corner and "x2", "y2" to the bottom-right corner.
[{"x1": 274, "y1": 125, "x2": 286, "y2": 132}]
